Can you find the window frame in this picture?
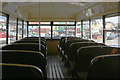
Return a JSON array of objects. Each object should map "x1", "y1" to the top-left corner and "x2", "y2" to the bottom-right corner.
[
  {"x1": 103, "y1": 12, "x2": 120, "y2": 46},
  {"x1": 28, "y1": 21, "x2": 51, "y2": 39},
  {"x1": 28, "y1": 21, "x2": 76, "y2": 40},
  {"x1": 0, "y1": 11, "x2": 9, "y2": 44},
  {"x1": 82, "y1": 19, "x2": 90, "y2": 40},
  {"x1": 90, "y1": 17, "x2": 103, "y2": 43},
  {"x1": 52, "y1": 21, "x2": 76, "y2": 39}
]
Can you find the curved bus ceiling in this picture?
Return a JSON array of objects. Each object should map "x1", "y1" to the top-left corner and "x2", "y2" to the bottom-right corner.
[{"x1": 1, "y1": 1, "x2": 119, "y2": 21}]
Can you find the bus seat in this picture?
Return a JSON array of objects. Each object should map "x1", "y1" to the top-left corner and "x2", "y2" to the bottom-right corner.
[
  {"x1": 1, "y1": 50, "x2": 46, "y2": 78},
  {"x1": 22, "y1": 37, "x2": 46, "y2": 42},
  {"x1": 0, "y1": 63, "x2": 44, "y2": 79},
  {"x1": 87, "y1": 54, "x2": 120, "y2": 80},
  {"x1": 1, "y1": 43, "x2": 47, "y2": 57},
  {"x1": 74, "y1": 46, "x2": 120, "y2": 79},
  {"x1": 61, "y1": 39, "x2": 91, "y2": 60},
  {"x1": 68, "y1": 42, "x2": 105, "y2": 61},
  {"x1": 14, "y1": 40, "x2": 47, "y2": 49}
]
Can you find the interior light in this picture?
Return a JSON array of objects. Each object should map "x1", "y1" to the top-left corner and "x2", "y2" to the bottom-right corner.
[{"x1": 69, "y1": 2, "x2": 85, "y2": 6}]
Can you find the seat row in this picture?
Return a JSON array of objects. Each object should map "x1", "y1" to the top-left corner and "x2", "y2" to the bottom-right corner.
[
  {"x1": 0, "y1": 37, "x2": 47, "y2": 79},
  {"x1": 58, "y1": 37, "x2": 120, "y2": 79}
]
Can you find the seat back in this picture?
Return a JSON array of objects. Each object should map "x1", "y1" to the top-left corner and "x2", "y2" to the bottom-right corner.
[
  {"x1": 62, "y1": 39, "x2": 89, "y2": 51},
  {"x1": 1, "y1": 43, "x2": 47, "y2": 57},
  {"x1": 14, "y1": 40, "x2": 46, "y2": 48},
  {"x1": 59, "y1": 37, "x2": 80, "y2": 46},
  {"x1": 24, "y1": 37, "x2": 45, "y2": 39},
  {"x1": 87, "y1": 54, "x2": 120, "y2": 80},
  {"x1": 75, "y1": 46, "x2": 120, "y2": 73},
  {"x1": 60, "y1": 37, "x2": 78, "y2": 49},
  {"x1": 68, "y1": 42, "x2": 105, "y2": 61},
  {"x1": 22, "y1": 37, "x2": 46, "y2": 42},
  {"x1": 1, "y1": 63, "x2": 44, "y2": 79},
  {"x1": 1, "y1": 50, "x2": 46, "y2": 76},
  {"x1": 65, "y1": 40, "x2": 94, "y2": 55}
]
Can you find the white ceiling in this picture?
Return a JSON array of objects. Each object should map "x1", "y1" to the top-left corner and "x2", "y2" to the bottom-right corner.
[
  {"x1": 2, "y1": 2, "x2": 119, "y2": 21},
  {"x1": 2, "y1": 0, "x2": 120, "y2": 2},
  {"x1": 2, "y1": 2, "x2": 97, "y2": 21}
]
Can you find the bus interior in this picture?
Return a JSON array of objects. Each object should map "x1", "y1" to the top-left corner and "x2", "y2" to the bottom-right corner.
[{"x1": 0, "y1": 1, "x2": 120, "y2": 80}]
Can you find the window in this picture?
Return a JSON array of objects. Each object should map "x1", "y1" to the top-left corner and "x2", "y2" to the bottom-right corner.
[
  {"x1": 28, "y1": 22, "x2": 51, "y2": 39},
  {"x1": 53, "y1": 26, "x2": 75, "y2": 39},
  {"x1": 53, "y1": 22, "x2": 75, "y2": 39},
  {"x1": 23, "y1": 21, "x2": 27, "y2": 38},
  {"x1": 67, "y1": 26, "x2": 75, "y2": 37},
  {"x1": 18, "y1": 19, "x2": 22, "y2": 40},
  {"x1": 28, "y1": 21, "x2": 75, "y2": 39},
  {"x1": 28, "y1": 25, "x2": 51, "y2": 38},
  {"x1": 105, "y1": 15, "x2": 119, "y2": 46},
  {"x1": 40, "y1": 26, "x2": 51, "y2": 39},
  {"x1": 53, "y1": 26, "x2": 66, "y2": 39},
  {"x1": 76, "y1": 22, "x2": 82, "y2": 37},
  {"x1": 83, "y1": 21, "x2": 89, "y2": 39},
  {"x1": 28, "y1": 26, "x2": 39, "y2": 37},
  {"x1": 0, "y1": 14, "x2": 7, "y2": 47},
  {"x1": 9, "y1": 16, "x2": 16, "y2": 43},
  {"x1": 91, "y1": 18, "x2": 103, "y2": 43}
]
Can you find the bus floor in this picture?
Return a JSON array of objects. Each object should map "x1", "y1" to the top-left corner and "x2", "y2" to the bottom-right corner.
[{"x1": 47, "y1": 55, "x2": 71, "y2": 80}]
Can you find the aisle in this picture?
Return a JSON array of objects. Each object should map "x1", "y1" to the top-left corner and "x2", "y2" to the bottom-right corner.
[{"x1": 47, "y1": 56, "x2": 69, "y2": 79}]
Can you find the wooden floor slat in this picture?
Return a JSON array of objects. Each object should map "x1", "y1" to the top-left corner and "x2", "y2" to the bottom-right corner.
[{"x1": 47, "y1": 56, "x2": 69, "y2": 79}]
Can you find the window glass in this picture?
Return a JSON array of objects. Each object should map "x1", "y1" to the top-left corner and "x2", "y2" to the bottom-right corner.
[
  {"x1": 105, "y1": 16, "x2": 119, "y2": 46},
  {"x1": 18, "y1": 20, "x2": 22, "y2": 40},
  {"x1": 23, "y1": 22, "x2": 27, "y2": 38},
  {"x1": 9, "y1": 16, "x2": 16, "y2": 43},
  {"x1": 53, "y1": 26, "x2": 66, "y2": 39},
  {"x1": 29, "y1": 26, "x2": 39, "y2": 37},
  {"x1": 83, "y1": 21, "x2": 89, "y2": 39},
  {"x1": 91, "y1": 18, "x2": 103, "y2": 43},
  {"x1": 53, "y1": 26, "x2": 75, "y2": 39},
  {"x1": 67, "y1": 26, "x2": 75, "y2": 37},
  {"x1": 76, "y1": 22, "x2": 81, "y2": 37},
  {"x1": 41, "y1": 26, "x2": 51, "y2": 39},
  {"x1": 0, "y1": 15, "x2": 7, "y2": 47},
  {"x1": 29, "y1": 26, "x2": 51, "y2": 39}
]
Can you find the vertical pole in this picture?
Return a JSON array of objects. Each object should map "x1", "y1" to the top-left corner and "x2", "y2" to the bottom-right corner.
[
  {"x1": 89, "y1": 18, "x2": 91, "y2": 39},
  {"x1": 65, "y1": 21, "x2": 67, "y2": 43},
  {"x1": 51, "y1": 21, "x2": 53, "y2": 41},
  {"x1": 6, "y1": 14, "x2": 9, "y2": 44},
  {"x1": 39, "y1": 2, "x2": 41, "y2": 51},
  {"x1": 118, "y1": 3, "x2": 120, "y2": 48},
  {"x1": 22, "y1": 20, "x2": 24, "y2": 38},
  {"x1": 27, "y1": 21, "x2": 29, "y2": 37},
  {"x1": 75, "y1": 21, "x2": 76, "y2": 37},
  {"x1": 81, "y1": 20, "x2": 83, "y2": 38},
  {"x1": 16, "y1": 18, "x2": 18, "y2": 40},
  {"x1": 65, "y1": 5, "x2": 68, "y2": 43},
  {"x1": 103, "y1": 16, "x2": 105, "y2": 43}
]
